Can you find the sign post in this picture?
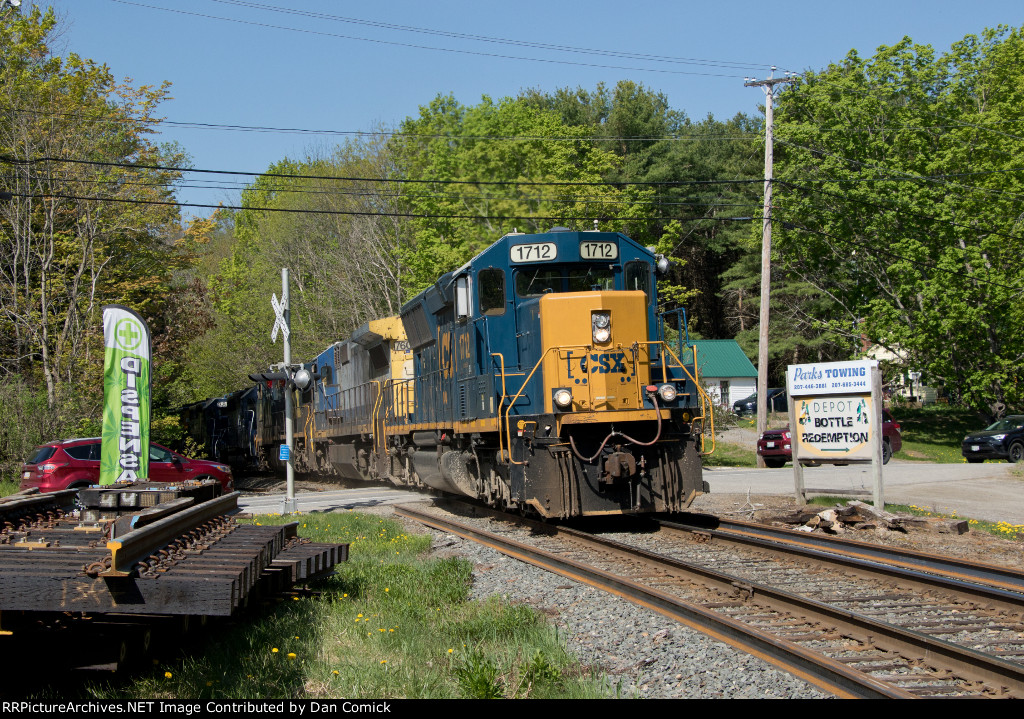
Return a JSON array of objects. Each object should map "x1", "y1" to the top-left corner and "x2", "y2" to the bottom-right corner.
[
  {"x1": 272, "y1": 269, "x2": 297, "y2": 514},
  {"x1": 786, "y1": 360, "x2": 884, "y2": 508}
]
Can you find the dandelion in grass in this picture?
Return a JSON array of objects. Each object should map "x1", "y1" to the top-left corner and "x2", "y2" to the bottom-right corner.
[
  {"x1": 272, "y1": 648, "x2": 279, "y2": 654},
  {"x1": 164, "y1": 672, "x2": 172, "y2": 679},
  {"x1": 287, "y1": 653, "x2": 297, "y2": 661},
  {"x1": 332, "y1": 670, "x2": 339, "y2": 676}
]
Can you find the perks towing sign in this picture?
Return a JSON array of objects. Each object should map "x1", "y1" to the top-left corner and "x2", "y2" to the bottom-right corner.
[
  {"x1": 787, "y1": 359, "x2": 879, "y2": 464},
  {"x1": 100, "y1": 305, "x2": 151, "y2": 485}
]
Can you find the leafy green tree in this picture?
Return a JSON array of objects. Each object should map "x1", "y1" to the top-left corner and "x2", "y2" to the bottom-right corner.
[
  {"x1": 0, "y1": 6, "x2": 186, "y2": 401},
  {"x1": 774, "y1": 26, "x2": 1024, "y2": 415},
  {"x1": 0, "y1": 7, "x2": 201, "y2": 469},
  {"x1": 187, "y1": 137, "x2": 411, "y2": 398},
  {"x1": 523, "y1": 81, "x2": 763, "y2": 335},
  {"x1": 394, "y1": 93, "x2": 653, "y2": 293}
]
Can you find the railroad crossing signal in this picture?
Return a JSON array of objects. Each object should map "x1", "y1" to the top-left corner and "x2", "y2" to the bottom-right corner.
[{"x1": 271, "y1": 292, "x2": 290, "y2": 343}]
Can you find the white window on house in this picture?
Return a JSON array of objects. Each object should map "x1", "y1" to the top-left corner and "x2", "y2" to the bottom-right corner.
[{"x1": 719, "y1": 380, "x2": 730, "y2": 407}]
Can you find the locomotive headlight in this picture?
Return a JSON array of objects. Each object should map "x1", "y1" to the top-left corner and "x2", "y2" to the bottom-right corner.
[
  {"x1": 592, "y1": 311, "x2": 611, "y2": 344},
  {"x1": 657, "y1": 384, "x2": 678, "y2": 402},
  {"x1": 553, "y1": 388, "x2": 573, "y2": 409}
]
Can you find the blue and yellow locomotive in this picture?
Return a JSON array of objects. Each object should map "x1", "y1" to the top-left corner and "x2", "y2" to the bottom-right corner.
[{"x1": 188, "y1": 227, "x2": 713, "y2": 518}]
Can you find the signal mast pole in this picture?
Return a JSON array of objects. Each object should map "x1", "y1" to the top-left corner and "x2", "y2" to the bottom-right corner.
[{"x1": 745, "y1": 67, "x2": 795, "y2": 466}]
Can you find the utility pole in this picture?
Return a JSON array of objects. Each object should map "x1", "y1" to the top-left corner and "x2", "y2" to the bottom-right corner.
[{"x1": 745, "y1": 67, "x2": 795, "y2": 466}]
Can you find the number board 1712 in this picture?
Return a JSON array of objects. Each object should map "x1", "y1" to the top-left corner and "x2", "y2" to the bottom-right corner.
[
  {"x1": 509, "y1": 242, "x2": 557, "y2": 263},
  {"x1": 579, "y1": 240, "x2": 618, "y2": 260}
]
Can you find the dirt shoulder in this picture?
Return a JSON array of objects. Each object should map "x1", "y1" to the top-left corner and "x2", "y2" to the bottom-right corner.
[{"x1": 691, "y1": 491, "x2": 1022, "y2": 569}]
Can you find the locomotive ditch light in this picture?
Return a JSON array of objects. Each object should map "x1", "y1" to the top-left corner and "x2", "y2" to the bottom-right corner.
[
  {"x1": 592, "y1": 311, "x2": 611, "y2": 345},
  {"x1": 657, "y1": 384, "x2": 678, "y2": 402},
  {"x1": 553, "y1": 388, "x2": 574, "y2": 410}
]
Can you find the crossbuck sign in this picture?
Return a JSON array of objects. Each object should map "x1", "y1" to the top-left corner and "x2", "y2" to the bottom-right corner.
[{"x1": 271, "y1": 292, "x2": 290, "y2": 343}]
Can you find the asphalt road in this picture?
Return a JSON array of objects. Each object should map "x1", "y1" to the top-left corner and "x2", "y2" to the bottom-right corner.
[
  {"x1": 704, "y1": 459, "x2": 1024, "y2": 526},
  {"x1": 237, "y1": 460, "x2": 1024, "y2": 527}
]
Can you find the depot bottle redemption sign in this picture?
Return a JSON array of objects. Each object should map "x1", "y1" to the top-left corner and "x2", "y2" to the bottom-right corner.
[{"x1": 787, "y1": 360, "x2": 878, "y2": 462}]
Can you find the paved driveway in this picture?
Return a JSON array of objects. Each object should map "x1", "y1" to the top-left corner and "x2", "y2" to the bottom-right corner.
[{"x1": 704, "y1": 460, "x2": 1024, "y2": 525}]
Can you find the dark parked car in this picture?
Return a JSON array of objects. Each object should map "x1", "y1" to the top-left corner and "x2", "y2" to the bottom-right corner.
[
  {"x1": 733, "y1": 388, "x2": 787, "y2": 416},
  {"x1": 20, "y1": 437, "x2": 234, "y2": 493},
  {"x1": 961, "y1": 416, "x2": 1024, "y2": 464},
  {"x1": 757, "y1": 410, "x2": 903, "y2": 468}
]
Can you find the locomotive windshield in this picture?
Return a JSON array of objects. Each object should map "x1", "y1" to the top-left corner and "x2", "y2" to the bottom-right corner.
[{"x1": 515, "y1": 265, "x2": 617, "y2": 297}]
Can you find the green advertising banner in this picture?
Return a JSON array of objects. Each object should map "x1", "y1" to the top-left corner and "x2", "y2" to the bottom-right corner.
[{"x1": 100, "y1": 305, "x2": 151, "y2": 485}]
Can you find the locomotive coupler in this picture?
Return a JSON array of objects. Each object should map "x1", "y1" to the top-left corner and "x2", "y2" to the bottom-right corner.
[{"x1": 601, "y1": 447, "x2": 637, "y2": 484}]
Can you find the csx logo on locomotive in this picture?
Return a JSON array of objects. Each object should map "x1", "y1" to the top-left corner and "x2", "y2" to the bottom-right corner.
[{"x1": 566, "y1": 351, "x2": 630, "y2": 376}]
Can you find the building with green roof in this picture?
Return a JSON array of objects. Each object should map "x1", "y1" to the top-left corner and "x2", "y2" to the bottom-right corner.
[{"x1": 680, "y1": 339, "x2": 757, "y2": 408}]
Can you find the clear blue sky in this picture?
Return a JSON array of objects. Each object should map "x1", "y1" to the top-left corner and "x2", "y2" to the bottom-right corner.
[{"x1": 27, "y1": 0, "x2": 1024, "y2": 215}]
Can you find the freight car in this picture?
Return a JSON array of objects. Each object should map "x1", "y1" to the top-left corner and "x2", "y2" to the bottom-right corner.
[{"x1": 190, "y1": 228, "x2": 713, "y2": 518}]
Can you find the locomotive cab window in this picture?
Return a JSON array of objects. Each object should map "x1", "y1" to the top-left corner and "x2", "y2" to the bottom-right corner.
[
  {"x1": 567, "y1": 266, "x2": 615, "y2": 292},
  {"x1": 624, "y1": 261, "x2": 652, "y2": 304},
  {"x1": 516, "y1": 268, "x2": 563, "y2": 297},
  {"x1": 478, "y1": 268, "x2": 505, "y2": 315}
]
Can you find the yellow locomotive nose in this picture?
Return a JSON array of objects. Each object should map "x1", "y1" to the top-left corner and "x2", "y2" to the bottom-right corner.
[{"x1": 539, "y1": 290, "x2": 651, "y2": 414}]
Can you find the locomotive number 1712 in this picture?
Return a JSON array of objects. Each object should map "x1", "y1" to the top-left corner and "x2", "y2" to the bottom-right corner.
[
  {"x1": 510, "y1": 242, "x2": 557, "y2": 263},
  {"x1": 579, "y1": 241, "x2": 618, "y2": 260}
]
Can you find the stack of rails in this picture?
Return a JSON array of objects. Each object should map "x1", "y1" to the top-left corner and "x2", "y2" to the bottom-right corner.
[{"x1": 0, "y1": 484, "x2": 347, "y2": 617}]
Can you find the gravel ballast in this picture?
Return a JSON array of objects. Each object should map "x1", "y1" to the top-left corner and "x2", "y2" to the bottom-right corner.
[
  {"x1": 428, "y1": 525, "x2": 831, "y2": 699},
  {"x1": 244, "y1": 477, "x2": 1023, "y2": 699}
]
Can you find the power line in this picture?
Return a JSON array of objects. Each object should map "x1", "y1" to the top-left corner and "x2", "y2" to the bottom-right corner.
[
  {"x1": 0, "y1": 173, "x2": 760, "y2": 208},
  {"x1": 777, "y1": 140, "x2": 1024, "y2": 200},
  {"x1": 108, "y1": 0, "x2": 757, "y2": 79},
  {"x1": 207, "y1": 0, "x2": 775, "y2": 72},
  {"x1": 7, "y1": 106, "x2": 763, "y2": 142},
  {"x1": 0, "y1": 154, "x2": 767, "y2": 188},
  {"x1": 777, "y1": 215, "x2": 1024, "y2": 295},
  {"x1": 776, "y1": 180, "x2": 1024, "y2": 244},
  {"x1": 0, "y1": 188, "x2": 758, "y2": 223}
]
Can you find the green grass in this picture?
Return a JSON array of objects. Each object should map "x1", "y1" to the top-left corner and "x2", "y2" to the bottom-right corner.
[
  {"x1": 808, "y1": 496, "x2": 1024, "y2": 541},
  {"x1": 73, "y1": 511, "x2": 609, "y2": 700},
  {"x1": 888, "y1": 404, "x2": 985, "y2": 463},
  {"x1": 701, "y1": 440, "x2": 758, "y2": 467},
  {"x1": 0, "y1": 476, "x2": 19, "y2": 498}
]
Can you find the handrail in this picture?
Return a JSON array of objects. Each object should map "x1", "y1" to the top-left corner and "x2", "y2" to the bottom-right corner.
[
  {"x1": 503, "y1": 344, "x2": 591, "y2": 465},
  {"x1": 651, "y1": 340, "x2": 716, "y2": 455},
  {"x1": 490, "y1": 353, "x2": 508, "y2": 461},
  {"x1": 370, "y1": 380, "x2": 385, "y2": 455}
]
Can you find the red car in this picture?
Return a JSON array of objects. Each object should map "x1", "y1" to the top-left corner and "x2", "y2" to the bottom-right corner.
[
  {"x1": 20, "y1": 438, "x2": 233, "y2": 493},
  {"x1": 757, "y1": 411, "x2": 903, "y2": 468}
]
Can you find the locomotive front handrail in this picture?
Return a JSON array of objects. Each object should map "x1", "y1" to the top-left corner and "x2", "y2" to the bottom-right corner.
[
  {"x1": 649, "y1": 340, "x2": 716, "y2": 455},
  {"x1": 503, "y1": 345, "x2": 575, "y2": 465}
]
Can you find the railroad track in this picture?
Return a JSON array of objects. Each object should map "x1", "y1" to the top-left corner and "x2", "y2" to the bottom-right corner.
[
  {"x1": 0, "y1": 483, "x2": 348, "y2": 681},
  {"x1": 395, "y1": 500, "x2": 1024, "y2": 699}
]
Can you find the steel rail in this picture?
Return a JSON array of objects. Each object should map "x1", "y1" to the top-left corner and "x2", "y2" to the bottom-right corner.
[
  {"x1": 0, "y1": 489, "x2": 77, "y2": 516},
  {"x1": 661, "y1": 516, "x2": 1024, "y2": 599},
  {"x1": 102, "y1": 492, "x2": 240, "y2": 577},
  {"x1": 394, "y1": 503, "x2": 913, "y2": 698}
]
